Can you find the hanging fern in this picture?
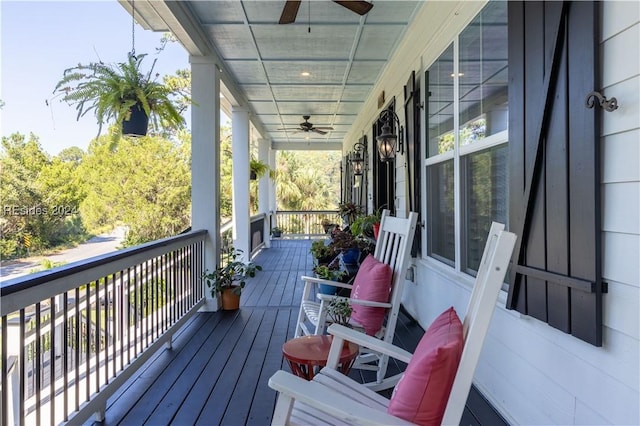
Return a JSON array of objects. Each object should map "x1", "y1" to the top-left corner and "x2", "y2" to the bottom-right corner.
[{"x1": 53, "y1": 53, "x2": 186, "y2": 136}]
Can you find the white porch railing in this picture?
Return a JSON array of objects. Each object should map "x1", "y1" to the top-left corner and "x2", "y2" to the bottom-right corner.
[
  {"x1": 0, "y1": 230, "x2": 207, "y2": 426},
  {"x1": 271, "y1": 210, "x2": 340, "y2": 238}
]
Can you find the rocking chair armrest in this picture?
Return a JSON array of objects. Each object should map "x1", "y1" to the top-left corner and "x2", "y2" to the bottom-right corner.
[
  {"x1": 316, "y1": 294, "x2": 392, "y2": 309},
  {"x1": 268, "y1": 370, "x2": 414, "y2": 426},
  {"x1": 328, "y1": 324, "x2": 413, "y2": 364},
  {"x1": 301, "y1": 275, "x2": 354, "y2": 290},
  {"x1": 346, "y1": 298, "x2": 392, "y2": 309}
]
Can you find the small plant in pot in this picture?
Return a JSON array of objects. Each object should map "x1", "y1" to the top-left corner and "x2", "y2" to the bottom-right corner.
[
  {"x1": 326, "y1": 297, "x2": 353, "y2": 327},
  {"x1": 249, "y1": 158, "x2": 272, "y2": 180},
  {"x1": 310, "y1": 240, "x2": 336, "y2": 265},
  {"x1": 312, "y1": 263, "x2": 347, "y2": 295},
  {"x1": 338, "y1": 202, "x2": 363, "y2": 226},
  {"x1": 52, "y1": 53, "x2": 187, "y2": 137},
  {"x1": 329, "y1": 228, "x2": 361, "y2": 265},
  {"x1": 271, "y1": 226, "x2": 283, "y2": 238},
  {"x1": 202, "y1": 247, "x2": 262, "y2": 310}
]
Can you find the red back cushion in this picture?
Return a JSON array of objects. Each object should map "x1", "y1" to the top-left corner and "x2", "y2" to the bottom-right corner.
[
  {"x1": 349, "y1": 255, "x2": 393, "y2": 335},
  {"x1": 387, "y1": 307, "x2": 463, "y2": 425}
]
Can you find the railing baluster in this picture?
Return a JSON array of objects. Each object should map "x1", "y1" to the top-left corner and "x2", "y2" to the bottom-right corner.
[
  {"x1": 63, "y1": 291, "x2": 69, "y2": 422},
  {"x1": 85, "y1": 282, "x2": 90, "y2": 403},
  {"x1": 20, "y1": 309, "x2": 26, "y2": 424},
  {"x1": 50, "y1": 295, "x2": 56, "y2": 426},
  {"x1": 0, "y1": 231, "x2": 207, "y2": 424},
  {"x1": 35, "y1": 302, "x2": 41, "y2": 426},
  {"x1": 1, "y1": 315, "x2": 7, "y2": 426},
  {"x1": 75, "y1": 287, "x2": 80, "y2": 413}
]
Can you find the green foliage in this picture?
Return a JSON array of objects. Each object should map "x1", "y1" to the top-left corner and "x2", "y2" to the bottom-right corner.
[
  {"x1": 327, "y1": 297, "x2": 352, "y2": 326},
  {"x1": 53, "y1": 53, "x2": 187, "y2": 137},
  {"x1": 312, "y1": 264, "x2": 346, "y2": 281},
  {"x1": 79, "y1": 132, "x2": 191, "y2": 246},
  {"x1": 0, "y1": 133, "x2": 86, "y2": 257},
  {"x1": 310, "y1": 239, "x2": 336, "y2": 264},
  {"x1": 29, "y1": 258, "x2": 67, "y2": 274},
  {"x1": 250, "y1": 158, "x2": 270, "y2": 179},
  {"x1": 202, "y1": 247, "x2": 262, "y2": 296},
  {"x1": 276, "y1": 151, "x2": 340, "y2": 211}
]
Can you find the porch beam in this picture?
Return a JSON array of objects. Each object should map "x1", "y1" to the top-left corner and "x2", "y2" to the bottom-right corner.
[{"x1": 271, "y1": 142, "x2": 343, "y2": 151}]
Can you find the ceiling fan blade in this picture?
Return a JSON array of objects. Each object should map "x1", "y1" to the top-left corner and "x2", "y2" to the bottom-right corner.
[
  {"x1": 312, "y1": 129, "x2": 328, "y2": 135},
  {"x1": 313, "y1": 127, "x2": 334, "y2": 131},
  {"x1": 279, "y1": 0, "x2": 301, "y2": 24},
  {"x1": 332, "y1": 1, "x2": 373, "y2": 16}
]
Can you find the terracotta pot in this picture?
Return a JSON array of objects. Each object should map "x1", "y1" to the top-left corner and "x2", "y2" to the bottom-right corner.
[
  {"x1": 373, "y1": 223, "x2": 381, "y2": 240},
  {"x1": 220, "y1": 287, "x2": 241, "y2": 310}
]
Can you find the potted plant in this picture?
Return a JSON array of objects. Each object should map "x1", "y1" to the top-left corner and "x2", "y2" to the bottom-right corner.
[
  {"x1": 329, "y1": 228, "x2": 360, "y2": 265},
  {"x1": 271, "y1": 226, "x2": 283, "y2": 238},
  {"x1": 326, "y1": 297, "x2": 353, "y2": 327},
  {"x1": 202, "y1": 247, "x2": 262, "y2": 310},
  {"x1": 250, "y1": 158, "x2": 271, "y2": 180},
  {"x1": 312, "y1": 263, "x2": 347, "y2": 295},
  {"x1": 338, "y1": 202, "x2": 363, "y2": 226},
  {"x1": 310, "y1": 240, "x2": 336, "y2": 265},
  {"x1": 351, "y1": 209, "x2": 384, "y2": 239},
  {"x1": 321, "y1": 218, "x2": 339, "y2": 234},
  {"x1": 52, "y1": 53, "x2": 187, "y2": 137}
]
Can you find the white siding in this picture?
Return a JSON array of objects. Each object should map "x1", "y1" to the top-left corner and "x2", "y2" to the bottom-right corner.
[{"x1": 352, "y1": 1, "x2": 640, "y2": 424}]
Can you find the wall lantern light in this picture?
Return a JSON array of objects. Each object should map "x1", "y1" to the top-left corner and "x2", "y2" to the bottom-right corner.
[
  {"x1": 376, "y1": 109, "x2": 403, "y2": 161},
  {"x1": 349, "y1": 141, "x2": 367, "y2": 176}
]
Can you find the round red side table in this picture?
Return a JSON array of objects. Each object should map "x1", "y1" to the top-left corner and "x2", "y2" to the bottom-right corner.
[{"x1": 282, "y1": 335, "x2": 359, "y2": 380}]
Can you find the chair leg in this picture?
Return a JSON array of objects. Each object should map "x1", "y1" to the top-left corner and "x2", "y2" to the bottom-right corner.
[
  {"x1": 295, "y1": 304, "x2": 307, "y2": 337},
  {"x1": 272, "y1": 393, "x2": 295, "y2": 425}
]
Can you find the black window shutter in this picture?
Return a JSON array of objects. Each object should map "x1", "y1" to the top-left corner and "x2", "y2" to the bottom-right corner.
[
  {"x1": 506, "y1": 1, "x2": 603, "y2": 346},
  {"x1": 404, "y1": 70, "x2": 421, "y2": 256}
]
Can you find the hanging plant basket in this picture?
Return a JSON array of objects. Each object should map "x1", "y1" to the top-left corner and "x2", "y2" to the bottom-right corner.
[{"x1": 122, "y1": 102, "x2": 150, "y2": 136}]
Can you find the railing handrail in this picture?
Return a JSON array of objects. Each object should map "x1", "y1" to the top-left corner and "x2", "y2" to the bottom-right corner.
[
  {"x1": 275, "y1": 209, "x2": 338, "y2": 214},
  {"x1": 1, "y1": 230, "x2": 207, "y2": 314}
]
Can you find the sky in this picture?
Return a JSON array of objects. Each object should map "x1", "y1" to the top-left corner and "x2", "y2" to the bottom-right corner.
[{"x1": 1, "y1": 0, "x2": 192, "y2": 156}]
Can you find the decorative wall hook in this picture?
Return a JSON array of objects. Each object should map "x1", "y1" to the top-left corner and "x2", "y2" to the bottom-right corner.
[{"x1": 585, "y1": 91, "x2": 619, "y2": 112}]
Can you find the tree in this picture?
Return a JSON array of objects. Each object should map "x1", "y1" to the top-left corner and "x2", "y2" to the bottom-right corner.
[
  {"x1": 79, "y1": 131, "x2": 191, "y2": 246},
  {"x1": 0, "y1": 133, "x2": 86, "y2": 257},
  {"x1": 275, "y1": 151, "x2": 340, "y2": 211}
]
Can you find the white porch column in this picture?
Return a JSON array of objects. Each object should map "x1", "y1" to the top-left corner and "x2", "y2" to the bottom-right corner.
[
  {"x1": 268, "y1": 147, "x2": 278, "y2": 221},
  {"x1": 232, "y1": 106, "x2": 251, "y2": 261},
  {"x1": 190, "y1": 56, "x2": 220, "y2": 310},
  {"x1": 258, "y1": 138, "x2": 271, "y2": 247}
]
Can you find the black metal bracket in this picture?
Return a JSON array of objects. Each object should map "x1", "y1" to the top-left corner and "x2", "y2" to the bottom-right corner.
[{"x1": 585, "y1": 91, "x2": 619, "y2": 112}]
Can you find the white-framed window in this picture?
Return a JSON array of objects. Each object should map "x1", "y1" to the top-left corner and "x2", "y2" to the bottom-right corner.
[{"x1": 424, "y1": 1, "x2": 508, "y2": 275}]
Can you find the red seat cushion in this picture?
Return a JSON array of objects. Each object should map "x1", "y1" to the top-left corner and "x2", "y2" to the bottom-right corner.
[
  {"x1": 349, "y1": 254, "x2": 393, "y2": 335},
  {"x1": 387, "y1": 307, "x2": 464, "y2": 425}
]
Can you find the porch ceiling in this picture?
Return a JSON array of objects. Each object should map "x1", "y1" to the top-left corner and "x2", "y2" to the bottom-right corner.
[{"x1": 118, "y1": 0, "x2": 423, "y2": 149}]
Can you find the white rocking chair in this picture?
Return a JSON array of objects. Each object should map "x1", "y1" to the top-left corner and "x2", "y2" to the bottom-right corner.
[
  {"x1": 294, "y1": 209, "x2": 418, "y2": 390},
  {"x1": 269, "y1": 222, "x2": 517, "y2": 425}
]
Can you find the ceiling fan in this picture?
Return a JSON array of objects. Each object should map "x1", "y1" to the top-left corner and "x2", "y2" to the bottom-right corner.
[
  {"x1": 279, "y1": 115, "x2": 334, "y2": 135},
  {"x1": 279, "y1": 1, "x2": 374, "y2": 24}
]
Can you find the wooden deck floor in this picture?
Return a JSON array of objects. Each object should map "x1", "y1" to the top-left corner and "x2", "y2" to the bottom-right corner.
[{"x1": 91, "y1": 239, "x2": 506, "y2": 426}]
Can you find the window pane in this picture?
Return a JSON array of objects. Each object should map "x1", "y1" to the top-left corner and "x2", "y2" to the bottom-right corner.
[
  {"x1": 458, "y1": 1, "x2": 508, "y2": 146},
  {"x1": 427, "y1": 160, "x2": 455, "y2": 265},
  {"x1": 462, "y1": 145, "x2": 508, "y2": 273},
  {"x1": 426, "y1": 44, "x2": 454, "y2": 157}
]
